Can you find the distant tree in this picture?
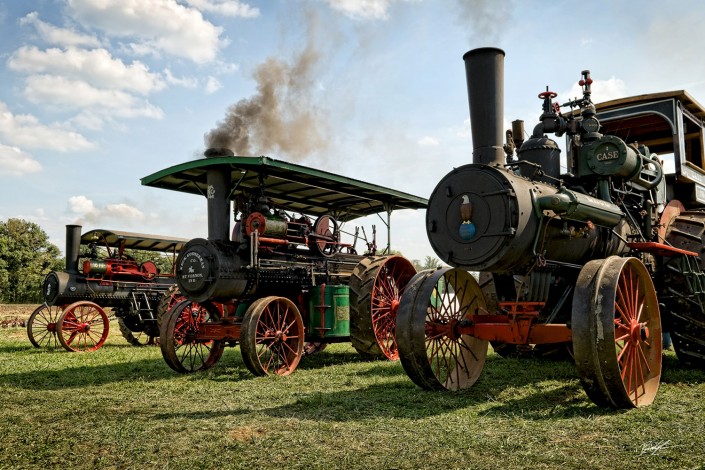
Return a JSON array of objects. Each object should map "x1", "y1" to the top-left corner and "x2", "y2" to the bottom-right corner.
[
  {"x1": 0, "y1": 219, "x2": 63, "y2": 303},
  {"x1": 411, "y1": 255, "x2": 443, "y2": 271}
]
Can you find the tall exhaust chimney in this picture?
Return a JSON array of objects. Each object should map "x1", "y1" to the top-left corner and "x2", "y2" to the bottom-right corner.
[
  {"x1": 204, "y1": 148, "x2": 233, "y2": 241},
  {"x1": 65, "y1": 224, "x2": 82, "y2": 274},
  {"x1": 462, "y1": 47, "x2": 505, "y2": 166}
]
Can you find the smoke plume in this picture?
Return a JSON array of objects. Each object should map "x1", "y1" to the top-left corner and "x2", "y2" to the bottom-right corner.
[{"x1": 205, "y1": 13, "x2": 328, "y2": 160}]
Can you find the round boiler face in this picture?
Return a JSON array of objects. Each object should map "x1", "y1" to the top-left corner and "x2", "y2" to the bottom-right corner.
[
  {"x1": 176, "y1": 240, "x2": 214, "y2": 297},
  {"x1": 426, "y1": 164, "x2": 519, "y2": 270}
]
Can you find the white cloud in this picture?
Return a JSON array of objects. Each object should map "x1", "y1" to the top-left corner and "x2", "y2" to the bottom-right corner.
[
  {"x1": 0, "y1": 143, "x2": 42, "y2": 176},
  {"x1": 68, "y1": 195, "x2": 145, "y2": 224},
  {"x1": 8, "y1": 46, "x2": 165, "y2": 95},
  {"x1": 68, "y1": 0, "x2": 224, "y2": 64},
  {"x1": 205, "y1": 76, "x2": 222, "y2": 94},
  {"x1": 562, "y1": 77, "x2": 628, "y2": 105},
  {"x1": 19, "y1": 11, "x2": 102, "y2": 47},
  {"x1": 0, "y1": 101, "x2": 94, "y2": 152},
  {"x1": 23, "y1": 75, "x2": 164, "y2": 119},
  {"x1": 164, "y1": 69, "x2": 198, "y2": 88},
  {"x1": 185, "y1": 0, "x2": 259, "y2": 17},
  {"x1": 418, "y1": 136, "x2": 439, "y2": 146},
  {"x1": 68, "y1": 195, "x2": 96, "y2": 215},
  {"x1": 325, "y1": 0, "x2": 416, "y2": 20}
]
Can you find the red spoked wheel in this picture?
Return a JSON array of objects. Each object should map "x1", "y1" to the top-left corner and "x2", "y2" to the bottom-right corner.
[
  {"x1": 350, "y1": 255, "x2": 417, "y2": 360},
  {"x1": 309, "y1": 215, "x2": 339, "y2": 257},
  {"x1": 160, "y1": 300, "x2": 224, "y2": 373},
  {"x1": 27, "y1": 303, "x2": 62, "y2": 348},
  {"x1": 573, "y1": 257, "x2": 662, "y2": 408},
  {"x1": 396, "y1": 268, "x2": 488, "y2": 390},
  {"x1": 240, "y1": 296, "x2": 304, "y2": 376},
  {"x1": 56, "y1": 301, "x2": 110, "y2": 352}
]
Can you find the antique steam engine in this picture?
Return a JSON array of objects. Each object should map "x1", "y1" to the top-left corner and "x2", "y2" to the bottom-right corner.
[
  {"x1": 143, "y1": 151, "x2": 425, "y2": 376},
  {"x1": 27, "y1": 225, "x2": 186, "y2": 351},
  {"x1": 396, "y1": 47, "x2": 705, "y2": 408}
]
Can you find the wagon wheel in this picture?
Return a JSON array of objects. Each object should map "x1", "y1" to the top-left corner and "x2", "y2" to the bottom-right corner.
[
  {"x1": 349, "y1": 255, "x2": 417, "y2": 360},
  {"x1": 56, "y1": 301, "x2": 110, "y2": 352},
  {"x1": 156, "y1": 284, "x2": 185, "y2": 331},
  {"x1": 572, "y1": 257, "x2": 662, "y2": 408},
  {"x1": 27, "y1": 303, "x2": 62, "y2": 348},
  {"x1": 240, "y1": 296, "x2": 304, "y2": 376},
  {"x1": 160, "y1": 300, "x2": 224, "y2": 373},
  {"x1": 396, "y1": 268, "x2": 488, "y2": 390},
  {"x1": 117, "y1": 316, "x2": 158, "y2": 346},
  {"x1": 309, "y1": 215, "x2": 339, "y2": 257}
]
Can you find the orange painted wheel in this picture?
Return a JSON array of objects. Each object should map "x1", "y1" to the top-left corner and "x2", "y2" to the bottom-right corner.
[
  {"x1": 56, "y1": 301, "x2": 110, "y2": 352},
  {"x1": 396, "y1": 268, "x2": 488, "y2": 391},
  {"x1": 159, "y1": 300, "x2": 224, "y2": 373},
  {"x1": 350, "y1": 255, "x2": 417, "y2": 360},
  {"x1": 240, "y1": 296, "x2": 304, "y2": 376},
  {"x1": 27, "y1": 303, "x2": 62, "y2": 348},
  {"x1": 573, "y1": 257, "x2": 662, "y2": 408}
]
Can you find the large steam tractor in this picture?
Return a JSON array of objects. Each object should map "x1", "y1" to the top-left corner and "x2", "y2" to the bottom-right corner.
[
  {"x1": 141, "y1": 152, "x2": 426, "y2": 375},
  {"x1": 396, "y1": 47, "x2": 705, "y2": 408},
  {"x1": 27, "y1": 226, "x2": 187, "y2": 352}
]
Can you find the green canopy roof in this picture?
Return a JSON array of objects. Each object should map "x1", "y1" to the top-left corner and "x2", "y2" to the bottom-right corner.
[
  {"x1": 141, "y1": 155, "x2": 428, "y2": 221},
  {"x1": 81, "y1": 229, "x2": 189, "y2": 252}
]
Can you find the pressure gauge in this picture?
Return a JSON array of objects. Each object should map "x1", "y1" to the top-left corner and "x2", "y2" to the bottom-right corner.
[{"x1": 582, "y1": 116, "x2": 600, "y2": 133}]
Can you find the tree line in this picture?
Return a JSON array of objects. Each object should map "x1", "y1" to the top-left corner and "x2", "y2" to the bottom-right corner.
[{"x1": 0, "y1": 218, "x2": 443, "y2": 304}]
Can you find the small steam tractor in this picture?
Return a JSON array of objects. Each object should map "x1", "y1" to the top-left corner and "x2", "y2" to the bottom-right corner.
[
  {"x1": 396, "y1": 47, "x2": 705, "y2": 408},
  {"x1": 141, "y1": 152, "x2": 426, "y2": 375},
  {"x1": 27, "y1": 226, "x2": 187, "y2": 351}
]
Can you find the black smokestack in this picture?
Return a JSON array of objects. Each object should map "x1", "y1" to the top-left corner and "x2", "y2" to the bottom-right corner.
[
  {"x1": 65, "y1": 224, "x2": 82, "y2": 274},
  {"x1": 204, "y1": 149, "x2": 233, "y2": 241},
  {"x1": 205, "y1": 11, "x2": 328, "y2": 160},
  {"x1": 463, "y1": 47, "x2": 505, "y2": 165}
]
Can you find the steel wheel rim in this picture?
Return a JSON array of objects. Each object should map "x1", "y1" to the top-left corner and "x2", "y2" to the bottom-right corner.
[
  {"x1": 243, "y1": 297, "x2": 304, "y2": 376},
  {"x1": 162, "y1": 301, "x2": 223, "y2": 373},
  {"x1": 610, "y1": 258, "x2": 661, "y2": 406},
  {"x1": 27, "y1": 304, "x2": 62, "y2": 348},
  {"x1": 573, "y1": 257, "x2": 661, "y2": 408},
  {"x1": 397, "y1": 268, "x2": 488, "y2": 391},
  {"x1": 371, "y1": 257, "x2": 417, "y2": 360},
  {"x1": 57, "y1": 302, "x2": 109, "y2": 352}
]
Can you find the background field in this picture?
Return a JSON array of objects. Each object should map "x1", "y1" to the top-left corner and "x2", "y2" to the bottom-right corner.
[{"x1": 1, "y1": 305, "x2": 704, "y2": 469}]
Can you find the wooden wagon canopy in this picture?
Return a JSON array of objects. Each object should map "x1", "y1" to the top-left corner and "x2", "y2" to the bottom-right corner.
[
  {"x1": 141, "y1": 155, "x2": 428, "y2": 222},
  {"x1": 81, "y1": 229, "x2": 189, "y2": 252}
]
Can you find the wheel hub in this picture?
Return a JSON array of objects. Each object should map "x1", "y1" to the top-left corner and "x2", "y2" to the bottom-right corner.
[{"x1": 629, "y1": 320, "x2": 649, "y2": 344}]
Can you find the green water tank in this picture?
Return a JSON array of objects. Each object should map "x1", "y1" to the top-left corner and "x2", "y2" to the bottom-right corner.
[{"x1": 308, "y1": 284, "x2": 350, "y2": 338}]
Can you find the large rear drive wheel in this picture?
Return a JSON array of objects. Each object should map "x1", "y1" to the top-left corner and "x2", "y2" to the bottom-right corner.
[
  {"x1": 573, "y1": 257, "x2": 662, "y2": 408},
  {"x1": 56, "y1": 301, "x2": 110, "y2": 352},
  {"x1": 661, "y1": 211, "x2": 705, "y2": 368},
  {"x1": 160, "y1": 300, "x2": 224, "y2": 373},
  {"x1": 396, "y1": 268, "x2": 488, "y2": 391},
  {"x1": 349, "y1": 255, "x2": 416, "y2": 360},
  {"x1": 240, "y1": 296, "x2": 304, "y2": 376},
  {"x1": 27, "y1": 303, "x2": 62, "y2": 349}
]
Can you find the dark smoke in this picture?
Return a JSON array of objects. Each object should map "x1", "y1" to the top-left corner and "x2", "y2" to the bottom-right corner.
[{"x1": 205, "y1": 12, "x2": 328, "y2": 160}]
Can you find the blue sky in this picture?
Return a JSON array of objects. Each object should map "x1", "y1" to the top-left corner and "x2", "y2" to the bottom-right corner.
[{"x1": 2, "y1": 0, "x2": 705, "y2": 262}]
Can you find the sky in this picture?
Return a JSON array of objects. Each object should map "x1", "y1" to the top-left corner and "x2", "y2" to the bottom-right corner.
[{"x1": 2, "y1": 0, "x2": 705, "y2": 263}]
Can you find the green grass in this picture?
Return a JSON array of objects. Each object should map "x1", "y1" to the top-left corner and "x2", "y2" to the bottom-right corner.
[{"x1": 1, "y1": 321, "x2": 704, "y2": 469}]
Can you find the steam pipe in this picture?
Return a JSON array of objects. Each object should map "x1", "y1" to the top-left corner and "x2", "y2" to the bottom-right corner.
[
  {"x1": 65, "y1": 224, "x2": 82, "y2": 274},
  {"x1": 462, "y1": 47, "x2": 506, "y2": 166}
]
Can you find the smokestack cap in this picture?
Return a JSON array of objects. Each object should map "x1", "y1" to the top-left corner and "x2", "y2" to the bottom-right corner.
[
  {"x1": 462, "y1": 47, "x2": 505, "y2": 61},
  {"x1": 204, "y1": 148, "x2": 235, "y2": 158}
]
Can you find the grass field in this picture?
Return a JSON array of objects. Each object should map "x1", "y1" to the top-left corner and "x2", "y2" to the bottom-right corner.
[{"x1": 1, "y1": 304, "x2": 704, "y2": 469}]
